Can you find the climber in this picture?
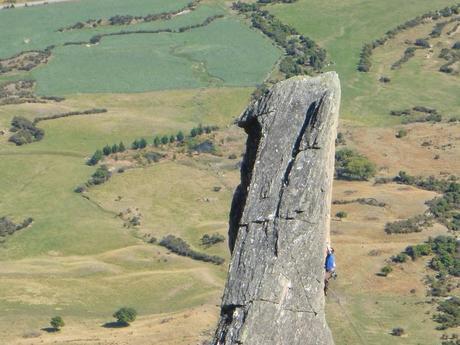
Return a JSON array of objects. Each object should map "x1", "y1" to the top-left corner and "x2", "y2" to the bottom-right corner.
[{"x1": 324, "y1": 246, "x2": 336, "y2": 296}]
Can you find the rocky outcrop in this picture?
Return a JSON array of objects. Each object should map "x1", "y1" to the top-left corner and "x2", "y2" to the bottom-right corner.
[{"x1": 212, "y1": 72, "x2": 341, "y2": 345}]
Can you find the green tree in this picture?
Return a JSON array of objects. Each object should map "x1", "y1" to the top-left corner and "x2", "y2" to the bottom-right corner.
[
  {"x1": 335, "y1": 148, "x2": 376, "y2": 181},
  {"x1": 50, "y1": 316, "x2": 65, "y2": 331},
  {"x1": 336, "y1": 211, "x2": 347, "y2": 219},
  {"x1": 131, "y1": 139, "x2": 139, "y2": 150},
  {"x1": 111, "y1": 143, "x2": 119, "y2": 153},
  {"x1": 87, "y1": 149, "x2": 103, "y2": 166},
  {"x1": 380, "y1": 265, "x2": 393, "y2": 277},
  {"x1": 176, "y1": 131, "x2": 184, "y2": 142},
  {"x1": 161, "y1": 135, "x2": 169, "y2": 145},
  {"x1": 153, "y1": 136, "x2": 160, "y2": 147},
  {"x1": 113, "y1": 307, "x2": 137, "y2": 326},
  {"x1": 138, "y1": 138, "x2": 147, "y2": 149},
  {"x1": 102, "y1": 145, "x2": 112, "y2": 156},
  {"x1": 169, "y1": 135, "x2": 175, "y2": 143},
  {"x1": 197, "y1": 124, "x2": 204, "y2": 135},
  {"x1": 190, "y1": 128, "x2": 198, "y2": 137},
  {"x1": 118, "y1": 141, "x2": 126, "y2": 152}
]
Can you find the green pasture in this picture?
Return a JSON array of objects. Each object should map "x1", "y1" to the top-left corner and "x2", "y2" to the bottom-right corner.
[
  {"x1": 31, "y1": 17, "x2": 281, "y2": 95},
  {"x1": 0, "y1": 83, "x2": 247, "y2": 327},
  {"x1": 0, "y1": 87, "x2": 252, "y2": 153},
  {"x1": 0, "y1": 0, "x2": 281, "y2": 95},
  {"x1": 89, "y1": 160, "x2": 234, "y2": 257},
  {"x1": 0, "y1": 0, "x2": 192, "y2": 58},
  {"x1": 269, "y1": 0, "x2": 460, "y2": 125}
]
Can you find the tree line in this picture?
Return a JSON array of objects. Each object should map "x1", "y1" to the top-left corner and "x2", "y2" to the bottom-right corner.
[
  {"x1": 159, "y1": 235, "x2": 225, "y2": 265},
  {"x1": 59, "y1": 0, "x2": 201, "y2": 31},
  {"x1": 232, "y1": 1, "x2": 327, "y2": 99},
  {"x1": 387, "y1": 235, "x2": 459, "y2": 331},
  {"x1": 0, "y1": 216, "x2": 33, "y2": 239},
  {"x1": 358, "y1": 4, "x2": 460, "y2": 72},
  {"x1": 379, "y1": 172, "x2": 459, "y2": 233},
  {"x1": 87, "y1": 124, "x2": 219, "y2": 166}
]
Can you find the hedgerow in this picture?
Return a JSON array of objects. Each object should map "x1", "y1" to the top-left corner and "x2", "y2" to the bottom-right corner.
[{"x1": 159, "y1": 235, "x2": 224, "y2": 265}]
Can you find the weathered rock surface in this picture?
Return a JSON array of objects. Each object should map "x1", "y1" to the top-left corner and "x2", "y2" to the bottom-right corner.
[{"x1": 212, "y1": 73, "x2": 340, "y2": 345}]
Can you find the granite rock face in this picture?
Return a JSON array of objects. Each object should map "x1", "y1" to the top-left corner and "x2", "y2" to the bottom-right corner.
[{"x1": 212, "y1": 73, "x2": 340, "y2": 345}]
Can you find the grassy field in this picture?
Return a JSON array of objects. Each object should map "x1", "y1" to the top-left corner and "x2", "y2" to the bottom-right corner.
[
  {"x1": 0, "y1": 0, "x2": 281, "y2": 95},
  {"x1": 0, "y1": 0, "x2": 193, "y2": 58},
  {"x1": 0, "y1": 85, "x2": 248, "y2": 342},
  {"x1": 269, "y1": 0, "x2": 460, "y2": 126},
  {"x1": 32, "y1": 17, "x2": 282, "y2": 95},
  {"x1": 0, "y1": 0, "x2": 459, "y2": 343}
]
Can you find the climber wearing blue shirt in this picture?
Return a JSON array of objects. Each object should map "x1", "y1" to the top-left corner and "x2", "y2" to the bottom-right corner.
[{"x1": 324, "y1": 247, "x2": 336, "y2": 296}]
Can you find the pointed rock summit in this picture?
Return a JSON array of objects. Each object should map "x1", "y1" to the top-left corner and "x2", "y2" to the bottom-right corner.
[{"x1": 213, "y1": 72, "x2": 341, "y2": 345}]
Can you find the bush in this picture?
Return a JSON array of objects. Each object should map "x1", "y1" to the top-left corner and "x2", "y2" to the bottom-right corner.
[
  {"x1": 113, "y1": 307, "x2": 137, "y2": 326},
  {"x1": 50, "y1": 316, "x2": 64, "y2": 331},
  {"x1": 190, "y1": 140, "x2": 215, "y2": 154},
  {"x1": 335, "y1": 132, "x2": 346, "y2": 145},
  {"x1": 0, "y1": 216, "x2": 32, "y2": 237},
  {"x1": 391, "y1": 327, "x2": 404, "y2": 336},
  {"x1": 392, "y1": 253, "x2": 409, "y2": 263},
  {"x1": 391, "y1": 47, "x2": 417, "y2": 69},
  {"x1": 435, "y1": 297, "x2": 460, "y2": 330},
  {"x1": 336, "y1": 211, "x2": 347, "y2": 219},
  {"x1": 88, "y1": 165, "x2": 111, "y2": 185},
  {"x1": 74, "y1": 185, "x2": 87, "y2": 193},
  {"x1": 138, "y1": 138, "x2": 147, "y2": 149},
  {"x1": 87, "y1": 149, "x2": 103, "y2": 166},
  {"x1": 176, "y1": 131, "x2": 184, "y2": 142},
  {"x1": 103, "y1": 145, "x2": 112, "y2": 156},
  {"x1": 380, "y1": 265, "x2": 393, "y2": 276},
  {"x1": 405, "y1": 243, "x2": 432, "y2": 260},
  {"x1": 201, "y1": 233, "x2": 225, "y2": 247},
  {"x1": 161, "y1": 135, "x2": 169, "y2": 145},
  {"x1": 159, "y1": 235, "x2": 224, "y2": 265},
  {"x1": 396, "y1": 129, "x2": 407, "y2": 138},
  {"x1": 415, "y1": 38, "x2": 430, "y2": 48},
  {"x1": 385, "y1": 215, "x2": 430, "y2": 234},
  {"x1": 335, "y1": 148, "x2": 376, "y2": 181},
  {"x1": 153, "y1": 136, "x2": 160, "y2": 147},
  {"x1": 8, "y1": 116, "x2": 44, "y2": 146},
  {"x1": 118, "y1": 142, "x2": 126, "y2": 152}
]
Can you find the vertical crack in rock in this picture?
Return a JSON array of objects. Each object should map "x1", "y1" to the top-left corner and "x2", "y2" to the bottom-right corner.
[{"x1": 214, "y1": 73, "x2": 340, "y2": 345}]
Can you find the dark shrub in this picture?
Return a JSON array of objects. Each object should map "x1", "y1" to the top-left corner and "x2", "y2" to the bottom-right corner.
[
  {"x1": 201, "y1": 233, "x2": 225, "y2": 247},
  {"x1": 88, "y1": 165, "x2": 111, "y2": 185},
  {"x1": 50, "y1": 316, "x2": 65, "y2": 331},
  {"x1": 159, "y1": 235, "x2": 224, "y2": 265},
  {"x1": 380, "y1": 265, "x2": 393, "y2": 276},
  {"x1": 8, "y1": 116, "x2": 44, "y2": 145},
  {"x1": 87, "y1": 149, "x2": 103, "y2": 166},
  {"x1": 391, "y1": 327, "x2": 404, "y2": 336},
  {"x1": 434, "y1": 297, "x2": 460, "y2": 330},
  {"x1": 392, "y1": 253, "x2": 409, "y2": 263},
  {"x1": 336, "y1": 211, "x2": 347, "y2": 219},
  {"x1": 415, "y1": 38, "x2": 430, "y2": 48},
  {"x1": 113, "y1": 307, "x2": 137, "y2": 326}
]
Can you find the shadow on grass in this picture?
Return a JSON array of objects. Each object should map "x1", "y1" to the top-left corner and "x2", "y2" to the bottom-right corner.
[
  {"x1": 102, "y1": 321, "x2": 129, "y2": 328},
  {"x1": 41, "y1": 327, "x2": 59, "y2": 333}
]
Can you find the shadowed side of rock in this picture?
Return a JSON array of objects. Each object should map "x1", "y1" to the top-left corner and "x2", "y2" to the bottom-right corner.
[{"x1": 213, "y1": 73, "x2": 341, "y2": 345}]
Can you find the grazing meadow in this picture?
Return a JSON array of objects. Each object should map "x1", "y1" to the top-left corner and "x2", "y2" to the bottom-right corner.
[{"x1": 0, "y1": 0, "x2": 459, "y2": 344}]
